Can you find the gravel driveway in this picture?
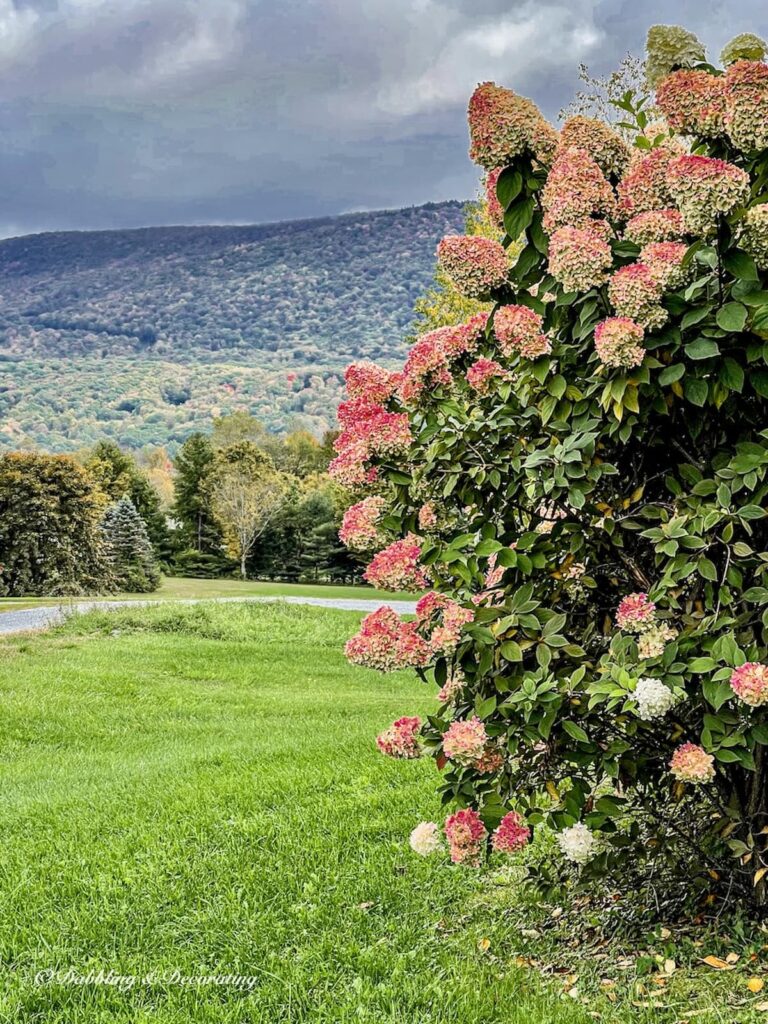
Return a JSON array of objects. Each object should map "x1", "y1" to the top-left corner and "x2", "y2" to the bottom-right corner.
[{"x1": 0, "y1": 595, "x2": 418, "y2": 636}]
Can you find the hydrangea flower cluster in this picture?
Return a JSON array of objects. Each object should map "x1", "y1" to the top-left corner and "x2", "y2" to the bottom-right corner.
[
  {"x1": 617, "y1": 147, "x2": 678, "y2": 218},
  {"x1": 557, "y1": 822, "x2": 596, "y2": 865},
  {"x1": 624, "y1": 209, "x2": 684, "y2": 246},
  {"x1": 364, "y1": 534, "x2": 428, "y2": 592},
  {"x1": 492, "y1": 811, "x2": 531, "y2": 854},
  {"x1": 330, "y1": 397, "x2": 412, "y2": 488},
  {"x1": 418, "y1": 501, "x2": 438, "y2": 530},
  {"x1": 730, "y1": 662, "x2": 768, "y2": 707},
  {"x1": 484, "y1": 167, "x2": 504, "y2": 227},
  {"x1": 639, "y1": 241, "x2": 691, "y2": 289},
  {"x1": 721, "y1": 33, "x2": 767, "y2": 66},
  {"x1": 409, "y1": 821, "x2": 443, "y2": 856},
  {"x1": 549, "y1": 225, "x2": 613, "y2": 294},
  {"x1": 594, "y1": 317, "x2": 646, "y2": 370},
  {"x1": 670, "y1": 743, "x2": 715, "y2": 784},
  {"x1": 637, "y1": 623, "x2": 677, "y2": 660},
  {"x1": 645, "y1": 24, "x2": 706, "y2": 89},
  {"x1": 436, "y1": 235, "x2": 509, "y2": 300},
  {"x1": 541, "y1": 147, "x2": 616, "y2": 233},
  {"x1": 723, "y1": 60, "x2": 768, "y2": 152},
  {"x1": 398, "y1": 314, "x2": 488, "y2": 404},
  {"x1": 558, "y1": 116, "x2": 631, "y2": 178},
  {"x1": 415, "y1": 591, "x2": 475, "y2": 654},
  {"x1": 741, "y1": 205, "x2": 768, "y2": 269},
  {"x1": 444, "y1": 808, "x2": 486, "y2": 866},
  {"x1": 466, "y1": 357, "x2": 506, "y2": 393},
  {"x1": 468, "y1": 82, "x2": 557, "y2": 170},
  {"x1": 608, "y1": 263, "x2": 667, "y2": 330},
  {"x1": 616, "y1": 592, "x2": 656, "y2": 631},
  {"x1": 376, "y1": 716, "x2": 422, "y2": 758},
  {"x1": 339, "y1": 495, "x2": 388, "y2": 551},
  {"x1": 345, "y1": 607, "x2": 430, "y2": 672},
  {"x1": 493, "y1": 304, "x2": 551, "y2": 358},
  {"x1": 437, "y1": 667, "x2": 465, "y2": 705},
  {"x1": 442, "y1": 715, "x2": 487, "y2": 765},
  {"x1": 666, "y1": 155, "x2": 751, "y2": 236},
  {"x1": 655, "y1": 69, "x2": 726, "y2": 137},
  {"x1": 634, "y1": 676, "x2": 677, "y2": 719},
  {"x1": 344, "y1": 362, "x2": 399, "y2": 403}
]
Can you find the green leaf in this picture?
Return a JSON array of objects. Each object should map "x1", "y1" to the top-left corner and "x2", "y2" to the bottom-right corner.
[
  {"x1": 475, "y1": 695, "x2": 497, "y2": 719},
  {"x1": 685, "y1": 337, "x2": 720, "y2": 360},
  {"x1": 504, "y1": 197, "x2": 535, "y2": 240},
  {"x1": 721, "y1": 357, "x2": 744, "y2": 392},
  {"x1": 496, "y1": 167, "x2": 523, "y2": 208},
  {"x1": 724, "y1": 249, "x2": 759, "y2": 282},
  {"x1": 738, "y1": 505, "x2": 766, "y2": 520},
  {"x1": 562, "y1": 720, "x2": 589, "y2": 743},
  {"x1": 500, "y1": 640, "x2": 523, "y2": 662},
  {"x1": 716, "y1": 302, "x2": 748, "y2": 333},
  {"x1": 681, "y1": 307, "x2": 711, "y2": 331},
  {"x1": 684, "y1": 377, "x2": 708, "y2": 406},
  {"x1": 689, "y1": 656, "x2": 717, "y2": 672},
  {"x1": 659, "y1": 363, "x2": 685, "y2": 385},
  {"x1": 702, "y1": 679, "x2": 734, "y2": 711}
]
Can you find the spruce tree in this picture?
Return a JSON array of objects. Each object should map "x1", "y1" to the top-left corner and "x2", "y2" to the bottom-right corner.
[{"x1": 102, "y1": 497, "x2": 161, "y2": 593}]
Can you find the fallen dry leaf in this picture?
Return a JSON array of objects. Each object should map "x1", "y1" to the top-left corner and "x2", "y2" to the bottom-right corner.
[
  {"x1": 477, "y1": 938, "x2": 491, "y2": 952},
  {"x1": 726, "y1": 952, "x2": 740, "y2": 965},
  {"x1": 748, "y1": 978, "x2": 765, "y2": 993},
  {"x1": 663, "y1": 959, "x2": 677, "y2": 975},
  {"x1": 701, "y1": 955, "x2": 734, "y2": 971},
  {"x1": 659, "y1": 927, "x2": 672, "y2": 940},
  {"x1": 756, "y1": 1001, "x2": 768, "y2": 1011}
]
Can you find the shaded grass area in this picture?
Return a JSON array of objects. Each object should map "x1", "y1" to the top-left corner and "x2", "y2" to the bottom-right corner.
[
  {"x1": 0, "y1": 602, "x2": 766, "y2": 1022},
  {"x1": 0, "y1": 575, "x2": 416, "y2": 614}
]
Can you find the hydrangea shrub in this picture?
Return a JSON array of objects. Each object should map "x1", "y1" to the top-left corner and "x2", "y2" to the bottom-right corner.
[{"x1": 332, "y1": 25, "x2": 768, "y2": 910}]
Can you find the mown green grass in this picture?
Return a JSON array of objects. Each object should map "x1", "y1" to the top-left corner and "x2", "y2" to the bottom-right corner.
[
  {"x1": 0, "y1": 602, "x2": 765, "y2": 1023},
  {"x1": 0, "y1": 575, "x2": 416, "y2": 614}
]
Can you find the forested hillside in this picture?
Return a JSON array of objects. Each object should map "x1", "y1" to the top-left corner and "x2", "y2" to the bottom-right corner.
[{"x1": 0, "y1": 201, "x2": 464, "y2": 450}]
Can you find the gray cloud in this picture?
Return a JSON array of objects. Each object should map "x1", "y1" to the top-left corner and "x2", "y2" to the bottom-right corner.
[{"x1": 0, "y1": 0, "x2": 764, "y2": 235}]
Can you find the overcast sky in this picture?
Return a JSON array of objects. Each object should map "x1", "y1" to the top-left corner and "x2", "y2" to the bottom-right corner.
[{"x1": 0, "y1": 0, "x2": 763, "y2": 237}]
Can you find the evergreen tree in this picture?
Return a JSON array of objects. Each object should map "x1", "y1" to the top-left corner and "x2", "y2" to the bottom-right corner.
[
  {"x1": 171, "y1": 433, "x2": 222, "y2": 556},
  {"x1": 0, "y1": 453, "x2": 112, "y2": 596},
  {"x1": 85, "y1": 441, "x2": 170, "y2": 559},
  {"x1": 102, "y1": 497, "x2": 161, "y2": 593}
]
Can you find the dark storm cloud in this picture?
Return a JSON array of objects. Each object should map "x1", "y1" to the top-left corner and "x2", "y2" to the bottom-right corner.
[{"x1": 0, "y1": 0, "x2": 764, "y2": 235}]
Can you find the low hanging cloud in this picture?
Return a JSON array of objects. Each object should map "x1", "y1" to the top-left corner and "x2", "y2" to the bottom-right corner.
[{"x1": 0, "y1": 0, "x2": 763, "y2": 236}]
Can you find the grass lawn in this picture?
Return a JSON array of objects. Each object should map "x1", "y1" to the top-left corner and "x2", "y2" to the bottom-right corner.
[
  {"x1": 0, "y1": 602, "x2": 766, "y2": 1022},
  {"x1": 0, "y1": 575, "x2": 416, "y2": 614}
]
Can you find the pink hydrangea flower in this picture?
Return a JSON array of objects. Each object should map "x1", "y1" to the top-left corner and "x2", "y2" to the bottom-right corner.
[
  {"x1": 444, "y1": 807, "x2": 487, "y2": 866},
  {"x1": 418, "y1": 502, "x2": 438, "y2": 530},
  {"x1": 616, "y1": 592, "x2": 656, "y2": 632},
  {"x1": 329, "y1": 398, "x2": 412, "y2": 487},
  {"x1": 468, "y1": 82, "x2": 557, "y2": 170},
  {"x1": 741, "y1": 205, "x2": 768, "y2": 270},
  {"x1": 339, "y1": 495, "x2": 388, "y2": 551},
  {"x1": 473, "y1": 746, "x2": 505, "y2": 774},
  {"x1": 436, "y1": 235, "x2": 509, "y2": 299},
  {"x1": 466, "y1": 357, "x2": 506, "y2": 393},
  {"x1": 376, "y1": 716, "x2": 422, "y2": 758},
  {"x1": 594, "y1": 317, "x2": 645, "y2": 370},
  {"x1": 639, "y1": 242, "x2": 692, "y2": 290},
  {"x1": 344, "y1": 362, "x2": 399, "y2": 403},
  {"x1": 656, "y1": 69, "x2": 726, "y2": 137},
  {"x1": 724, "y1": 60, "x2": 768, "y2": 151},
  {"x1": 494, "y1": 304, "x2": 551, "y2": 359},
  {"x1": 617, "y1": 147, "x2": 678, "y2": 218},
  {"x1": 492, "y1": 811, "x2": 531, "y2": 854},
  {"x1": 548, "y1": 224, "x2": 613, "y2": 294},
  {"x1": 437, "y1": 667, "x2": 465, "y2": 704},
  {"x1": 670, "y1": 743, "x2": 715, "y2": 784},
  {"x1": 364, "y1": 534, "x2": 429, "y2": 592},
  {"x1": 345, "y1": 607, "x2": 431, "y2": 672},
  {"x1": 624, "y1": 209, "x2": 684, "y2": 246},
  {"x1": 398, "y1": 315, "x2": 488, "y2": 405},
  {"x1": 485, "y1": 167, "x2": 504, "y2": 227},
  {"x1": 558, "y1": 115, "x2": 630, "y2": 177},
  {"x1": 443, "y1": 715, "x2": 487, "y2": 765},
  {"x1": 608, "y1": 263, "x2": 667, "y2": 330},
  {"x1": 730, "y1": 662, "x2": 768, "y2": 707},
  {"x1": 416, "y1": 592, "x2": 474, "y2": 653},
  {"x1": 666, "y1": 155, "x2": 750, "y2": 236},
  {"x1": 541, "y1": 146, "x2": 616, "y2": 233}
]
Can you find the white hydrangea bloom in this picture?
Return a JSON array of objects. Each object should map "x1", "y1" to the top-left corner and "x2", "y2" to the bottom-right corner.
[
  {"x1": 557, "y1": 823, "x2": 596, "y2": 865},
  {"x1": 634, "y1": 676, "x2": 677, "y2": 720},
  {"x1": 646, "y1": 24, "x2": 706, "y2": 88},
  {"x1": 409, "y1": 821, "x2": 442, "y2": 857}
]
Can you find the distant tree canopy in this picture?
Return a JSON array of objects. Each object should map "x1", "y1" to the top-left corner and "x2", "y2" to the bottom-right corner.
[{"x1": 0, "y1": 453, "x2": 111, "y2": 596}]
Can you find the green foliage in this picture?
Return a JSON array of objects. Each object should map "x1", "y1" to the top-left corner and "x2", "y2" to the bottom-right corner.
[
  {"x1": 0, "y1": 203, "x2": 465, "y2": 451},
  {"x1": 102, "y1": 496, "x2": 161, "y2": 593},
  {"x1": 0, "y1": 452, "x2": 111, "y2": 596}
]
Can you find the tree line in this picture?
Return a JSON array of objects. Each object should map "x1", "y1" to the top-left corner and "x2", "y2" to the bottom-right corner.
[{"x1": 0, "y1": 413, "x2": 360, "y2": 596}]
